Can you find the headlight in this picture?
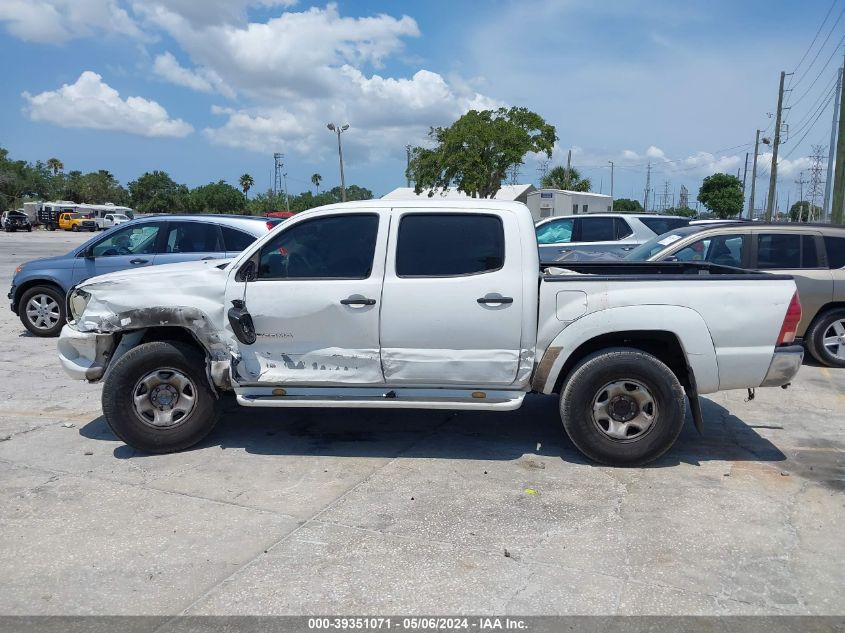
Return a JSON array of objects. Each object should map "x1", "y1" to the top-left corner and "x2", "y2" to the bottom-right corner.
[{"x1": 68, "y1": 289, "x2": 91, "y2": 322}]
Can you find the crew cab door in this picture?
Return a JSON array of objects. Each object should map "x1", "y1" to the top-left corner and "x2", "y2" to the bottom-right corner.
[
  {"x1": 227, "y1": 211, "x2": 387, "y2": 385},
  {"x1": 379, "y1": 209, "x2": 524, "y2": 386}
]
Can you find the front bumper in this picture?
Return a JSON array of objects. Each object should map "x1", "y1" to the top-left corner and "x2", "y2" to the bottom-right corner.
[
  {"x1": 760, "y1": 344, "x2": 804, "y2": 387},
  {"x1": 57, "y1": 324, "x2": 116, "y2": 382}
]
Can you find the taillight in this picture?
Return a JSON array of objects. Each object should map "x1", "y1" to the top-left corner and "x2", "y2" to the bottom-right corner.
[{"x1": 776, "y1": 292, "x2": 802, "y2": 345}]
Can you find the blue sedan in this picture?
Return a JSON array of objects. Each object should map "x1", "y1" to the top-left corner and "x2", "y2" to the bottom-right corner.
[{"x1": 9, "y1": 214, "x2": 281, "y2": 337}]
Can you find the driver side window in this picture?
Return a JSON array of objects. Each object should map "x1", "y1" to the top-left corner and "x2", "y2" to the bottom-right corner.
[
  {"x1": 91, "y1": 224, "x2": 161, "y2": 257},
  {"x1": 257, "y1": 214, "x2": 379, "y2": 279}
]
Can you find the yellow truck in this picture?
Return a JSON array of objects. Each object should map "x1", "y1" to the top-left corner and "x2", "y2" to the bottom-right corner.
[{"x1": 58, "y1": 212, "x2": 97, "y2": 232}]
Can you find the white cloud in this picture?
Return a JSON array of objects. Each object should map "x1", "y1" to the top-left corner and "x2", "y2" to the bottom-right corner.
[
  {"x1": 152, "y1": 52, "x2": 235, "y2": 97},
  {"x1": 23, "y1": 71, "x2": 193, "y2": 137},
  {"x1": 132, "y1": 0, "x2": 297, "y2": 28},
  {"x1": 0, "y1": 0, "x2": 141, "y2": 43}
]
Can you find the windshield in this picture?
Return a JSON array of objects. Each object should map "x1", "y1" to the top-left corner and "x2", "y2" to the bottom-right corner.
[{"x1": 624, "y1": 226, "x2": 704, "y2": 260}]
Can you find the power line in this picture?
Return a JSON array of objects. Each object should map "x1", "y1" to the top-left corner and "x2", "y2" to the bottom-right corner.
[
  {"x1": 790, "y1": 4, "x2": 845, "y2": 91},
  {"x1": 791, "y1": 0, "x2": 840, "y2": 78},
  {"x1": 787, "y1": 33, "x2": 845, "y2": 111},
  {"x1": 782, "y1": 93, "x2": 835, "y2": 159}
]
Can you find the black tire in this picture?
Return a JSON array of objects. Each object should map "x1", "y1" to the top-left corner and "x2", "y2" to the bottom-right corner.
[
  {"x1": 71, "y1": 225, "x2": 78, "y2": 232},
  {"x1": 47, "y1": 224, "x2": 55, "y2": 231},
  {"x1": 560, "y1": 347, "x2": 686, "y2": 466},
  {"x1": 26, "y1": 227, "x2": 31, "y2": 232},
  {"x1": 18, "y1": 285, "x2": 66, "y2": 337},
  {"x1": 806, "y1": 308, "x2": 845, "y2": 368},
  {"x1": 102, "y1": 341, "x2": 219, "y2": 454}
]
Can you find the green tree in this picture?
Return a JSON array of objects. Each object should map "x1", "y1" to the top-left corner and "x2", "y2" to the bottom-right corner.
[
  {"x1": 239, "y1": 173, "x2": 254, "y2": 198},
  {"x1": 664, "y1": 206, "x2": 697, "y2": 218},
  {"x1": 697, "y1": 173, "x2": 744, "y2": 219},
  {"x1": 540, "y1": 165, "x2": 591, "y2": 192},
  {"x1": 78, "y1": 170, "x2": 128, "y2": 204},
  {"x1": 407, "y1": 106, "x2": 557, "y2": 199},
  {"x1": 46, "y1": 157, "x2": 64, "y2": 175},
  {"x1": 190, "y1": 180, "x2": 246, "y2": 214},
  {"x1": 311, "y1": 173, "x2": 322, "y2": 194},
  {"x1": 611, "y1": 198, "x2": 643, "y2": 213},
  {"x1": 789, "y1": 200, "x2": 821, "y2": 222},
  {"x1": 128, "y1": 171, "x2": 191, "y2": 214}
]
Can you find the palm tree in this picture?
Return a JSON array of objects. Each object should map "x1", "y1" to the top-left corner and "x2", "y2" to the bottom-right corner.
[
  {"x1": 541, "y1": 165, "x2": 591, "y2": 192},
  {"x1": 239, "y1": 173, "x2": 254, "y2": 198},
  {"x1": 46, "y1": 157, "x2": 64, "y2": 176},
  {"x1": 311, "y1": 173, "x2": 322, "y2": 195}
]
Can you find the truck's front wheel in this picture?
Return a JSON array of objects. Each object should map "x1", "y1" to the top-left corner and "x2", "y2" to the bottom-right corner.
[
  {"x1": 102, "y1": 341, "x2": 219, "y2": 453},
  {"x1": 560, "y1": 347, "x2": 686, "y2": 466}
]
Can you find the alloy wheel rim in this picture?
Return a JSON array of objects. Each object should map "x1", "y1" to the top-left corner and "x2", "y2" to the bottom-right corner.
[
  {"x1": 821, "y1": 319, "x2": 845, "y2": 360},
  {"x1": 25, "y1": 294, "x2": 60, "y2": 330},
  {"x1": 591, "y1": 379, "x2": 658, "y2": 441},
  {"x1": 132, "y1": 368, "x2": 197, "y2": 428}
]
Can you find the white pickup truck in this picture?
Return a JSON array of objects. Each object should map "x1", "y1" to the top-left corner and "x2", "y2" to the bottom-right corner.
[{"x1": 58, "y1": 200, "x2": 804, "y2": 465}]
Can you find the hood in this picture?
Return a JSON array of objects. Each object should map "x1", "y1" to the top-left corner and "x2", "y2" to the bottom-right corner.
[
  {"x1": 77, "y1": 257, "x2": 233, "y2": 288},
  {"x1": 74, "y1": 258, "x2": 233, "y2": 333}
]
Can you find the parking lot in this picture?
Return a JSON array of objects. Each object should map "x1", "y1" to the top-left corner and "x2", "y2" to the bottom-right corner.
[{"x1": 0, "y1": 229, "x2": 843, "y2": 616}]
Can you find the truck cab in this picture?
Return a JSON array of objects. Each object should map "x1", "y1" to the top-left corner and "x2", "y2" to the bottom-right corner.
[{"x1": 59, "y1": 212, "x2": 97, "y2": 232}]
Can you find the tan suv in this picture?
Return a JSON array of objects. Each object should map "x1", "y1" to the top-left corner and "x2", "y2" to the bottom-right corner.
[{"x1": 625, "y1": 223, "x2": 845, "y2": 367}]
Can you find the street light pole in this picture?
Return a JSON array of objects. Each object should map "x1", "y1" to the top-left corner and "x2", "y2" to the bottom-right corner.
[
  {"x1": 608, "y1": 161, "x2": 614, "y2": 211},
  {"x1": 327, "y1": 123, "x2": 349, "y2": 202}
]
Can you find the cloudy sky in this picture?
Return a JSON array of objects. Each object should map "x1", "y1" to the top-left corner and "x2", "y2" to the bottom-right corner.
[{"x1": 0, "y1": 0, "x2": 842, "y2": 208}]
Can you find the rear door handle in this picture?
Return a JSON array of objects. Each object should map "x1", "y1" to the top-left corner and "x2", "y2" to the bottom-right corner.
[
  {"x1": 340, "y1": 297, "x2": 376, "y2": 306},
  {"x1": 129, "y1": 258, "x2": 149, "y2": 265},
  {"x1": 477, "y1": 296, "x2": 513, "y2": 304}
]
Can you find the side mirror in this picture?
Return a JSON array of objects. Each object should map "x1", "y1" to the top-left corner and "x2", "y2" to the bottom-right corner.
[
  {"x1": 83, "y1": 246, "x2": 95, "y2": 259},
  {"x1": 228, "y1": 299, "x2": 256, "y2": 345},
  {"x1": 237, "y1": 258, "x2": 258, "y2": 282}
]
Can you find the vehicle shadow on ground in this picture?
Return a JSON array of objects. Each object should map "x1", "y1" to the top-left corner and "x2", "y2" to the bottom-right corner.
[{"x1": 80, "y1": 394, "x2": 787, "y2": 468}]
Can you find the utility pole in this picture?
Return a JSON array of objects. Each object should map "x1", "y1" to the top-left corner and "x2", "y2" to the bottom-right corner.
[
  {"x1": 405, "y1": 144, "x2": 412, "y2": 187},
  {"x1": 766, "y1": 71, "x2": 791, "y2": 222},
  {"x1": 742, "y1": 152, "x2": 749, "y2": 214},
  {"x1": 643, "y1": 162, "x2": 651, "y2": 211},
  {"x1": 823, "y1": 67, "x2": 842, "y2": 222},
  {"x1": 830, "y1": 53, "x2": 845, "y2": 224},
  {"x1": 809, "y1": 145, "x2": 826, "y2": 221},
  {"x1": 282, "y1": 172, "x2": 290, "y2": 213},
  {"x1": 608, "y1": 161, "x2": 614, "y2": 210},
  {"x1": 565, "y1": 149, "x2": 572, "y2": 188},
  {"x1": 749, "y1": 130, "x2": 761, "y2": 220}
]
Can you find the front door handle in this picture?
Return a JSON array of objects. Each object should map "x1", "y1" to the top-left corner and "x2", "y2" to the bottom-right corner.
[
  {"x1": 340, "y1": 297, "x2": 376, "y2": 306},
  {"x1": 477, "y1": 296, "x2": 514, "y2": 304},
  {"x1": 129, "y1": 258, "x2": 149, "y2": 265}
]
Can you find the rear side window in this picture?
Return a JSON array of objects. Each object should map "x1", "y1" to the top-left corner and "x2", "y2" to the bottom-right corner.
[
  {"x1": 639, "y1": 217, "x2": 690, "y2": 235},
  {"x1": 577, "y1": 217, "x2": 615, "y2": 242},
  {"x1": 614, "y1": 218, "x2": 633, "y2": 239},
  {"x1": 824, "y1": 236, "x2": 845, "y2": 268},
  {"x1": 397, "y1": 214, "x2": 504, "y2": 276},
  {"x1": 165, "y1": 222, "x2": 223, "y2": 253},
  {"x1": 756, "y1": 233, "x2": 819, "y2": 269},
  {"x1": 221, "y1": 226, "x2": 257, "y2": 252}
]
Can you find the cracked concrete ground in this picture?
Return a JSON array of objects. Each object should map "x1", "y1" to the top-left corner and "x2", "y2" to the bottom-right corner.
[{"x1": 0, "y1": 230, "x2": 843, "y2": 615}]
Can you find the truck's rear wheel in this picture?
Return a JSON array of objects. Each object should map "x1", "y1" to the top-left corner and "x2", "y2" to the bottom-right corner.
[
  {"x1": 102, "y1": 341, "x2": 219, "y2": 453},
  {"x1": 560, "y1": 347, "x2": 686, "y2": 466}
]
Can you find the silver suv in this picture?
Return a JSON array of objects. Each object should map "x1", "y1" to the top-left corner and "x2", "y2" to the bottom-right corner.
[{"x1": 536, "y1": 213, "x2": 691, "y2": 260}]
